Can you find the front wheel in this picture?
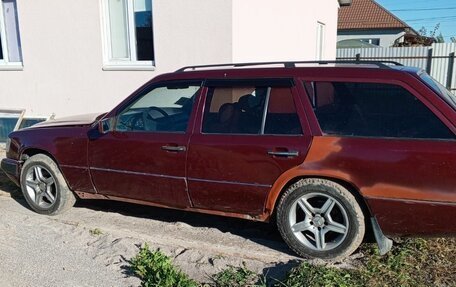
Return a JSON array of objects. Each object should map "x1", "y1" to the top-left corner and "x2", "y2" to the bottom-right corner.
[
  {"x1": 20, "y1": 154, "x2": 76, "y2": 215},
  {"x1": 277, "y1": 178, "x2": 365, "y2": 260}
]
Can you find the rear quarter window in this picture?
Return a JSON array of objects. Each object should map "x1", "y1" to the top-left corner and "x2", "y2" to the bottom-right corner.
[{"x1": 305, "y1": 81, "x2": 455, "y2": 140}]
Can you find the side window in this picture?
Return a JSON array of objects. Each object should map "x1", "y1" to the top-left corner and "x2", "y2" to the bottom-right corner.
[
  {"x1": 202, "y1": 84, "x2": 302, "y2": 135},
  {"x1": 264, "y1": 88, "x2": 302, "y2": 135},
  {"x1": 116, "y1": 83, "x2": 201, "y2": 133},
  {"x1": 306, "y1": 81, "x2": 455, "y2": 139},
  {"x1": 202, "y1": 86, "x2": 266, "y2": 134}
]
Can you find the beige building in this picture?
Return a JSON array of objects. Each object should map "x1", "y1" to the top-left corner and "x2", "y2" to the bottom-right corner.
[{"x1": 0, "y1": 0, "x2": 348, "y2": 139}]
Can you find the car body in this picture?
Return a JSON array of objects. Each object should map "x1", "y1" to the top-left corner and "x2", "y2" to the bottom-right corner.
[{"x1": 2, "y1": 61, "x2": 456, "y2": 259}]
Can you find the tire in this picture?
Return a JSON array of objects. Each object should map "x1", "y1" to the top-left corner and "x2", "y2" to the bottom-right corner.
[
  {"x1": 277, "y1": 178, "x2": 365, "y2": 260},
  {"x1": 20, "y1": 154, "x2": 76, "y2": 215}
]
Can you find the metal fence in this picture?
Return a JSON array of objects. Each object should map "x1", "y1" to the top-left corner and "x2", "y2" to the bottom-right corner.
[{"x1": 337, "y1": 43, "x2": 456, "y2": 93}]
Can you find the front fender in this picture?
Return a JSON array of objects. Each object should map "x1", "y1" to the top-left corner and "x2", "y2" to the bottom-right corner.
[{"x1": 9, "y1": 127, "x2": 95, "y2": 194}]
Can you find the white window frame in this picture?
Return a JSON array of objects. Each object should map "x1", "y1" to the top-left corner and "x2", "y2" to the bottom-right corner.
[
  {"x1": 0, "y1": 1, "x2": 23, "y2": 70},
  {"x1": 100, "y1": 0, "x2": 155, "y2": 71},
  {"x1": 316, "y1": 22, "x2": 325, "y2": 61}
]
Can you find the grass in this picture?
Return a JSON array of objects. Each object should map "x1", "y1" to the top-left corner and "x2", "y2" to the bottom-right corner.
[
  {"x1": 130, "y1": 238, "x2": 455, "y2": 287},
  {"x1": 210, "y1": 262, "x2": 266, "y2": 287},
  {"x1": 356, "y1": 238, "x2": 455, "y2": 287},
  {"x1": 416, "y1": 238, "x2": 456, "y2": 286},
  {"x1": 273, "y1": 262, "x2": 357, "y2": 287},
  {"x1": 275, "y1": 238, "x2": 456, "y2": 287},
  {"x1": 130, "y1": 244, "x2": 198, "y2": 287},
  {"x1": 89, "y1": 228, "x2": 103, "y2": 236}
]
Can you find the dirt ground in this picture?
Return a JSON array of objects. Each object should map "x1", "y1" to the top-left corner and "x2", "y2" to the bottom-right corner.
[{"x1": 0, "y1": 150, "x2": 305, "y2": 287}]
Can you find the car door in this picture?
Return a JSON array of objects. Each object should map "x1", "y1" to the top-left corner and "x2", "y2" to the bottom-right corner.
[
  {"x1": 186, "y1": 79, "x2": 312, "y2": 215},
  {"x1": 88, "y1": 80, "x2": 202, "y2": 208}
]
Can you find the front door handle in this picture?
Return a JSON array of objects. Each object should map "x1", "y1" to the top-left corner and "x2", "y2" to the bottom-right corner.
[
  {"x1": 161, "y1": 145, "x2": 186, "y2": 152},
  {"x1": 268, "y1": 150, "x2": 299, "y2": 158}
]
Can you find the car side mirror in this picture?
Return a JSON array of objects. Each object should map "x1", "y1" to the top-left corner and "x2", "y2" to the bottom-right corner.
[{"x1": 99, "y1": 117, "x2": 114, "y2": 134}]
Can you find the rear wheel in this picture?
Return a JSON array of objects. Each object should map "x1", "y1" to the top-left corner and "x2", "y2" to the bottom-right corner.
[
  {"x1": 277, "y1": 178, "x2": 365, "y2": 260},
  {"x1": 20, "y1": 154, "x2": 76, "y2": 215}
]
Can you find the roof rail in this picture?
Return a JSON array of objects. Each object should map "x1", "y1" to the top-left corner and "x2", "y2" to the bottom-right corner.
[{"x1": 175, "y1": 60, "x2": 403, "y2": 72}]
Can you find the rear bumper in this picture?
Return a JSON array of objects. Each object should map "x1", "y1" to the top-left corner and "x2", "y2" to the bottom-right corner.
[
  {"x1": 367, "y1": 197, "x2": 456, "y2": 237},
  {"x1": 1, "y1": 158, "x2": 21, "y2": 186}
]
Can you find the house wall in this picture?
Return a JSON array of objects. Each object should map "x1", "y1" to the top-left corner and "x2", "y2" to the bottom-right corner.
[
  {"x1": 0, "y1": 0, "x2": 340, "y2": 118},
  {"x1": 232, "y1": 0, "x2": 339, "y2": 62},
  {"x1": 153, "y1": 0, "x2": 233, "y2": 72},
  {"x1": 337, "y1": 29, "x2": 405, "y2": 48}
]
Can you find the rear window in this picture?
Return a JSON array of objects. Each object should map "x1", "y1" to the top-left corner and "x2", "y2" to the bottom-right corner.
[
  {"x1": 419, "y1": 72, "x2": 456, "y2": 110},
  {"x1": 305, "y1": 81, "x2": 455, "y2": 140}
]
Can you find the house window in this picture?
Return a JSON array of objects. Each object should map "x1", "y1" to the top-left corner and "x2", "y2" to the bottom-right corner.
[
  {"x1": 360, "y1": 38, "x2": 380, "y2": 46},
  {"x1": 316, "y1": 22, "x2": 325, "y2": 60},
  {"x1": 0, "y1": 110, "x2": 45, "y2": 143},
  {"x1": 101, "y1": 0, "x2": 154, "y2": 69},
  {"x1": 0, "y1": 0, "x2": 22, "y2": 67}
]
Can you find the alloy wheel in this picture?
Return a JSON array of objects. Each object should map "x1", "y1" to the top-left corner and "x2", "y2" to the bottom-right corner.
[
  {"x1": 25, "y1": 165, "x2": 57, "y2": 209},
  {"x1": 288, "y1": 192, "x2": 349, "y2": 251}
]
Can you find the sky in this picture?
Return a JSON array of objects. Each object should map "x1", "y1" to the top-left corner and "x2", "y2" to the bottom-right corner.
[{"x1": 376, "y1": 0, "x2": 456, "y2": 42}]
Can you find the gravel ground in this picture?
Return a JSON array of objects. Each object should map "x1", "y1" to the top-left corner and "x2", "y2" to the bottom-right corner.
[{"x1": 0, "y1": 150, "x2": 304, "y2": 287}]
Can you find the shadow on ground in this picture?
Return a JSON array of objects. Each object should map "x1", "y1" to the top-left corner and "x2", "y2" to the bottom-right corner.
[
  {"x1": 261, "y1": 260, "x2": 301, "y2": 285},
  {"x1": 76, "y1": 198, "x2": 295, "y2": 257},
  {"x1": 0, "y1": 168, "x2": 295, "y2": 257},
  {"x1": 0, "y1": 170, "x2": 21, "y2": 197}
]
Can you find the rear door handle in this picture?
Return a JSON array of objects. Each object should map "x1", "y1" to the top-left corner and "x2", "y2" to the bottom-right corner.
[
  {"x1": 268, "y1": 150, "x2": 299, "y2": 157},
  {"x1": 161, "y1": 145, "x2": 186, "y2": 152}
]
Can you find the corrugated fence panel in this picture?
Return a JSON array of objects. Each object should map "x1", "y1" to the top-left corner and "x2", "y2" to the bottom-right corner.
[
  {"x1": 337, "y1": 47, "x2": 428, "y2": 67},
  {"x1": 337, "y1": 43, "x2": 456, "y2": 94},
  {"x1": 429, "y1": 43, "x2": 456, "y2": 92}
]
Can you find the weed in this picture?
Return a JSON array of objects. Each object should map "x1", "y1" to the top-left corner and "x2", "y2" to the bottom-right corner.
[
  {"x1": 130, "y1": 243, "x2": 197, "y2": 287},
  {"x1": 274, "y1": 238, "x2": 456, "y2": 287},
  {"x1": 211, "y1": 262, "x2": 266, "y2": 287},
  {"x1": 128, "y1": 239, "x2": 455, "y2": 287},
  {"x1": 359, "y1": 238, "x2": 455, "y2": 287},
  {"x1": 359, "y1": 239, "x2": 426, "y2": 286},
  {"x1": 273, "y1": 262, "x2": 359, "y2": 287},
  {"x1": 89, "y1": 228, "x2": 103, "y2": 236}
]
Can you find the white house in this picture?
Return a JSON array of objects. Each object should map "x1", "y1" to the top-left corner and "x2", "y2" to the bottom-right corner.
[
  {"x1": 0, "y1": 0, "x2": 348, "y2": 139},
  {"x1": 337, "y1": 0, "x2": 418, "y2": 48}
]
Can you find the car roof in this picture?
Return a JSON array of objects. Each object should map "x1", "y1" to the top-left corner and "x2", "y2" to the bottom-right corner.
[
  {"x1": 153, "y1": 61, "x2": 423, "y2": 82},
  {"x1": 175, "y1": 60, "x2": 403, "y2": 72}
]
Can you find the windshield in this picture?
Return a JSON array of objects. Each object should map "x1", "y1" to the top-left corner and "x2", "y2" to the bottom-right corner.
[{"x1": 419, "y1": 72, "x2": 456, "y2": 110}]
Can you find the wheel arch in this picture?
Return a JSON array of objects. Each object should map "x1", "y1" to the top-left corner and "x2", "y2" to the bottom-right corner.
[
  {"x1": 20, "y1": 148, "x2": 72, "y2": 188},
  {"x1": 21, "y1": 147, "x2": 59, "y2": 163},
  {"x1": 265, "y1": 174, "x2": 373, "y2": 224}
]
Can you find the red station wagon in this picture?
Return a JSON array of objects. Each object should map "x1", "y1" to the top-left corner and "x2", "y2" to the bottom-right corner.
[{"x1": 2, "y1": 61, "x2": 456, "y2": 260}]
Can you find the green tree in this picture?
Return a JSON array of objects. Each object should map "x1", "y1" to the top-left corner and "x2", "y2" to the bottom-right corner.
[
  {"x1": 436, "y1": 33, "x2": 445, "y2": 43},
  {"x1": 417, "y1": 23, "x2": 442, "y2": 46}
]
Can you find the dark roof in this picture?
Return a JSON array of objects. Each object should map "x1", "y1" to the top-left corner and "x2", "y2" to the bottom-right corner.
[{"x1": 338, "y1": 0, "x2": 410, "y2": 30}]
